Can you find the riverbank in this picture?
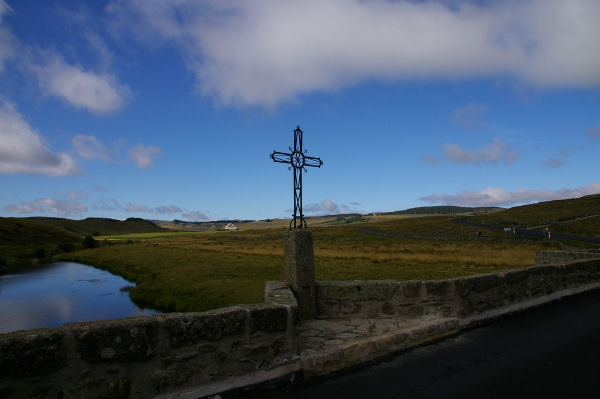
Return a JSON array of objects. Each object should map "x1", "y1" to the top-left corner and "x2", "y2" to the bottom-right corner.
[
  {"x1": 0, "y1": 262, "x2": 157, "y2": 334},
  {"x1": 3, "y1": 255, "x2": 600, "y2": 398},
  {"x1": 58, "y1": 220, "x2": 554, "y2": 313}
]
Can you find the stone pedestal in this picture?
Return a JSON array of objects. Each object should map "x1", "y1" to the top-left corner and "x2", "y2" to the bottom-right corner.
[{"x1": 284, "y1": 230, "x2": 316, "y2": 320}]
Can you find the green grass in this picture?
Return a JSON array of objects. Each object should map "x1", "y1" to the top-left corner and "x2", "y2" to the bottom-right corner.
[
  {"x1": 61, "y1": 216, "x2": 558, "y2": 313},
  {"x1": 471, "y1": 194, "x2": 600, "y2": 229},
  {"x1": 9, "y1": 194, "x2": 600, "y2": 312},
  {"x1": 97, "y1": 231, "x2": 213, "y2": 240},
  {"x1": 0, "y1": 217, "x2": 82, "y2": 273},
  {"x1": 61, "y1": 243, "x2": 283, "y2": 312}
]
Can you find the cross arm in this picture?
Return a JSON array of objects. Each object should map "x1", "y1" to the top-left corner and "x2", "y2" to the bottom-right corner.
[
  {"x1": 270, "y1": 150, "x2": 292, "y2": 164},
  {"x1": 304, "y1": 155, "x2": 323, "y2": 168}
]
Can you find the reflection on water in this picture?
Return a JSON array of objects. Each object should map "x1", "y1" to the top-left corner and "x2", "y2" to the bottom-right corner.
[{"x1": 0, "y1": 262, "x2": 158, "y2": 334}]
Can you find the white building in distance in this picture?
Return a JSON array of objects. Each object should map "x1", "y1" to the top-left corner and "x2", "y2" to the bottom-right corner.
[{"x1": 224, "y1": 223, "x2": 238, "y2": 231}]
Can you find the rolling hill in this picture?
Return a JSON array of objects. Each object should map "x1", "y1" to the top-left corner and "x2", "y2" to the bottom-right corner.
[
  {"x1": 470, "y1": 194, "x2": 600, "y2": 237},
  {"x1": 0, "y1": 217, "x2": 82, "y2": 272},
  {"x1": 21, "y1": 217, "x2": 165, "y2": 236}
]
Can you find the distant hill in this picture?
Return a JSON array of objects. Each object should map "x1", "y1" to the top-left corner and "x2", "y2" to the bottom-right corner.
[
  {"x1": 154, "y1": 219, "x2": 254, "y2": 232},
  {"x1": 468, "y1": 194, "x2": 600, "y2": 237},
  {"x1": 472, "y1": 194, "x2": 600, "y2": 226},
  {"x1": 381, "y1": 206, "x2": 502, "y2": 215},
  {"x1": 21, "y1": 217, "x2": 165, "y2": 236},
  {"x1": 0, "y1": 217, "x2": 82, "y2": 272}
]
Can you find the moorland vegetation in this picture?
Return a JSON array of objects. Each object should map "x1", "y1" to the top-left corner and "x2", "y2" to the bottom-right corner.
[{"x1": 2, "y1": 196, "x2": 599, "y2": 312}]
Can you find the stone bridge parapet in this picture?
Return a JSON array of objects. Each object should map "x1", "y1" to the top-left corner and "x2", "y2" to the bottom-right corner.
[{"x1": 0, "y1": 282, "x2": 299, "y2": 399}]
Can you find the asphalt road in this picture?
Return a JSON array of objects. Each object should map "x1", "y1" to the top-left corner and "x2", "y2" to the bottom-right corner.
[{"x1": 251, "y1": 290, "x2": 600, "y2": 399}]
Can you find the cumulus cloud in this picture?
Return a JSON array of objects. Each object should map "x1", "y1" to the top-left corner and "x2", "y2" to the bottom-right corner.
[
  {"x1": 128, "y1": 143, "x2": 162, "y2": 168},
  {"x1": 67, "y1": 191, "x2": 88, "y2": 200},
  {"x1": 125, "y1": 202, "x2": 189, "y2": 215},
  {"x1": 0, "y1": 0, "x2": 15, "y2": 72},
  {"x1": 126, "y1": 203, "x2": 148, "y2": 212},
  {"x1": 541, "y1": 149, "x2": 569, "y2": 168},
  {"x1": 182, "y1": 211, "x2": 209, "y2": 221},
  {"x1": 428, "y1": 137, "x2": 518, "y2": 166},
  {"x1": 420, "y1": 182, "x2": 600, "y2": 207},
  {"x1": 107, "y1": 0, "x2": 600, "y2": 107},
  {"x1": 304, "y1": 198, "x2": 358, "y2": 215},
  {"x1": 154, "y1": 205, "x2": 182, "y2": 214},
  {"x1": 92, "y1": 197, "x2": 121, "y2": 211},
  {"x1": 72, "y1": 134, "x2": 113, "y2": 161},
  {"x1": 6, "y1": 197, "x2": 88, "y2": 217},
  {"x1": 422, "y1": 155, "x2": 439, "y2": 165},
  {"x1": 540, "y1": 157, "x2": 564, "y2": 168},
  {"x1": 0, "y1": 102, "x2": 79, "y2": 176},
  {"x1": 451, "y1": 103, "x2": 487, "y2": 130},
  {"x1": 586, "y1": 124, "x2": 600, "y2": 137},
  {"x1": 31, "y1": 55, "x2": 131, "y2": 114}
]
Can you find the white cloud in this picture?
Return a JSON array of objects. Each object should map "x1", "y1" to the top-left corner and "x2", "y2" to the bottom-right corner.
[
  {"x1": 440, "y1": 137, "x2": 518, "y2": 166},
  {"x1": 154, "y1": 205, "x2": 182, "y2": 214},
  {"x1": 540, "y1": 157, "x2": 564, "y2": 168},
  {"x1": 92, "y1": 197, "x2": 121, "y2": 211},
  {"x1": 304, "y1": 198, "x2": 358, "y2": 215},
  {"x1": 32, "y1": 55, "x2": 131, "y2": 114},
  {"x1": 108, "y1": 0, "x2": 600, "y2": 107},
  {"x1": 128, "y1": 143, "x2": 162, "y2": 168},
  {"x1": 182, "y1": 211, "x2": 209, "y2": 221},
  {"x1": 420, "y1": 182, "x2": 600, "y2": 207},
  {"x1": 0, "y1": 0, "x2": 15, "y2": 72},
  {"x1": 541, "y1": 149, "x2": 569, "y2": 168},
  {"x1": 126, "y1": 203, "x2": 148, "y2": 212},
  {"x1": 451, "y1": 103, "x2": 487, "y2": 130},
  {"x1": 126, "y1": 202, "x2": 185, "y2": 215},
  {"x1": 6, "y1": 197, "x2": 88, "y2": 217},
  {"x1": 0, "y1": 102, "x2": 79, "y2": 176},
  {"x1": 67, "y1": 191, "x2": 88, "y2": 200},
  {"x1": 422, "y1": 155, "x2": 439, "y2": 165},
  {"x1": 72, "y1": 134, "x2": 113, "y2": 161},
  {"x1": 586, "y1": 124, "x2": 600, "y2": 137}
]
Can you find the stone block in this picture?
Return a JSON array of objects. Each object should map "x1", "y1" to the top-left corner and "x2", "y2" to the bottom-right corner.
[
  {"x1": 463, "y1": 273, "x2": 504, "y2": 293},
  {"x1": 161, "y1": 308, "x2": 246, "y2": 347},
  {"x1": 399, "y1": 281, "x2": 422, "y2": 298},
  {"x1": 248, "y1": 304, "x2": 289, "y2": 333},
  {"x1": 423, "y1": 280, "x2": 451, "y2": 296},
  {"x1": 284, "y1": 230, "x2": 316, "y2": 320},
  {"x1": 72, "y1": 317, "x2": 159, "y2": 363},
  {"x1": 360, "y1": 281, "x2": 398, "y2": 300},
  {"x1": 504, "y1": 268, "x2": 530, "y2": 284},
  {"x1": 0, "y1": 328, "x2": 66, "y2": 377}
]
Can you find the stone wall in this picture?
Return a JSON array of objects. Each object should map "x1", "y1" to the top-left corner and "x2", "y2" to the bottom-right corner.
[
  {"x1": 536, "y1": 250, "x2": 600, "y2": 266},
  {"x1": 4, "y1": 253, "x2": 600, "y2": 398},
  {"x1": 316, "y1": 258, "x2": 600, "y2": 326},
  {"x1": 0, "y1": 282, "x2": 299, "y2": 399}
]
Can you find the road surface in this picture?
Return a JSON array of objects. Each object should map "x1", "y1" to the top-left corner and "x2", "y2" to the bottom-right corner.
[{"x1": 251, "y1": 290, "x2": 600, "y2": 398}]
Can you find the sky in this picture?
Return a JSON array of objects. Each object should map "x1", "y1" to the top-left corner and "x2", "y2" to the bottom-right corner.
[{"x1": 0, "y1": 0, "x2": 599, "y2": 222}]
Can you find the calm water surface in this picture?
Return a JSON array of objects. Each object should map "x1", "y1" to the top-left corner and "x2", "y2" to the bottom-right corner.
[{"x1": 0, "y1": 262, "x2": 158, "y2": 334}]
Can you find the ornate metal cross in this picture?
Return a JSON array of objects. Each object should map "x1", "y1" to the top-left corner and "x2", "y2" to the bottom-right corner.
[{"x1": 271, "y1": 126, "x2": 323, "y2": 229}]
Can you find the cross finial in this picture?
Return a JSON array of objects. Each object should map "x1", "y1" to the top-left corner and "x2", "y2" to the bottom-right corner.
[{"x1": 271, "y1": 126, "x2": 323, "y2": 229}]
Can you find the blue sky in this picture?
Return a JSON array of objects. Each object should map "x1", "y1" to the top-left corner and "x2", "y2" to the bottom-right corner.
[{"x1": 1, "y1": 0, "x2": 599, "y2": 221}]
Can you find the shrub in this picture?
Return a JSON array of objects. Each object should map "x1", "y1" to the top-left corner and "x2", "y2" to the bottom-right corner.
[
  {"x1": 82, "y1": 235, "x2": 98, "y2": 249},
  {"x1": 57, "y1": 242, "x2": 75, "y2": 253},
  {"x1": 34, "y1": 248, "x2": 47, "y2": 259}
]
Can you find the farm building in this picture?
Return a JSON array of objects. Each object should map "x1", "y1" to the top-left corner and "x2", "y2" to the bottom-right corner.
[{"x1": 224, "y1": 223, "x2": 238, "y2": 231}]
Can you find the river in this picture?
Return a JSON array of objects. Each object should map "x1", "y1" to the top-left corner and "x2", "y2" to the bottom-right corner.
[{"x1": 0, "y1": 262, "x2": 158, "y2": 334}]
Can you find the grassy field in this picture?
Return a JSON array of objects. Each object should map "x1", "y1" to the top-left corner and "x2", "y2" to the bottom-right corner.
[
  {"x1": 6, "y1": 195, "x2": 600, "y2": 313},
  {"x1": 61, "y1": 216, "x2": 559, "y2": 312},
  {"x1": 471, "y1": 194, "x2": 600, "y2": 232}
]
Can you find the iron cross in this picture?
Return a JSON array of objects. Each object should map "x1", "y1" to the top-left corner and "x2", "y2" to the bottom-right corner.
[{"x1": 271, "y1": 126, "x2": 323, "y2": 229}]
